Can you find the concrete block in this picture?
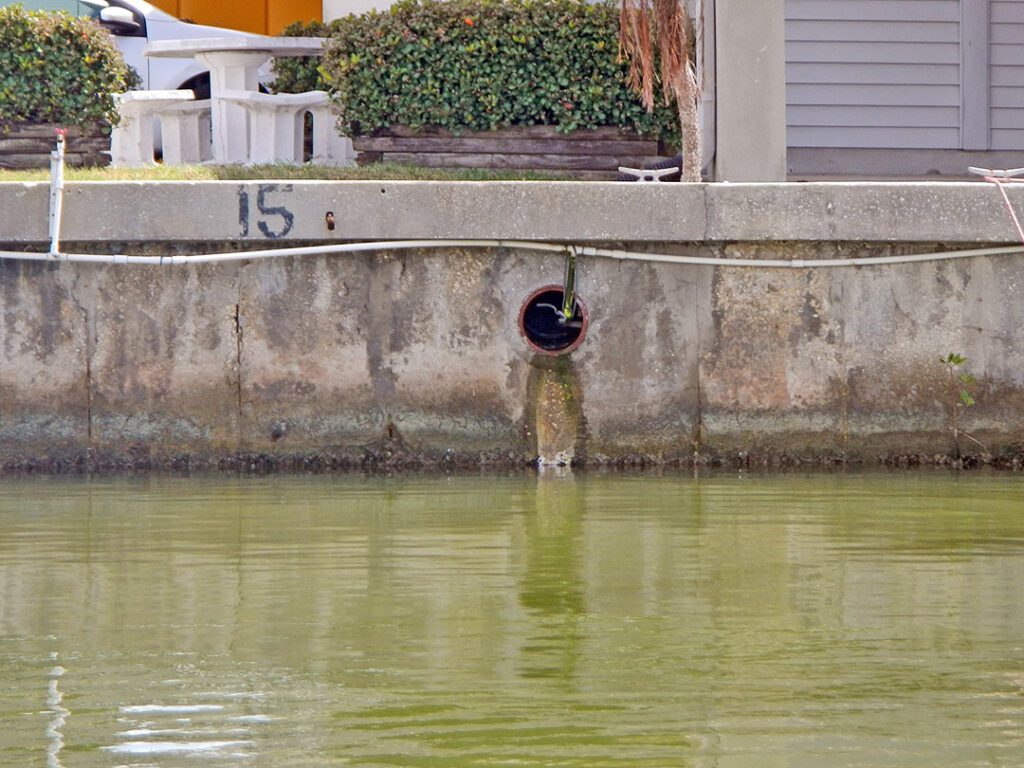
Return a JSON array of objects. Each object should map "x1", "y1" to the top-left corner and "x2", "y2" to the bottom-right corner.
[
  {"x1": 3, "y1": 179, "x2": 1023, "y2": 244},
  {"x1": 704, "y1": 183, "x2": 1024, "y2": 243}
]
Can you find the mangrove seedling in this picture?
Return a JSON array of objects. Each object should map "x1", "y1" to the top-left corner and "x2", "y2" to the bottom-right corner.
[{"x1": 941, "y1": 353, "x2": 986, "y2": 458}]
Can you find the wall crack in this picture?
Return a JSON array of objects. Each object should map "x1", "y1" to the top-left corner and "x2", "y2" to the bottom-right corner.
[
  {"x1": 232, "y1": 300, "x2": 243, "y2": 451},
  {"x1": 67, "y1": 269, "x2": 96, "y2": 456}
]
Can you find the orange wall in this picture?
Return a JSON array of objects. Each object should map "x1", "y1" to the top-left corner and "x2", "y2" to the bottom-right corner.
[
  {"x1": 268, "y1": 0, "x2": 321, "y2": 34},
  {"x1": 149, "y1": 0, "x2": 321, "y2": 34}
]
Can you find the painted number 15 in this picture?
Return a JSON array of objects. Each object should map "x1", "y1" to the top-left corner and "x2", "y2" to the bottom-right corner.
[{"x1": 238, "y1": 184, "x2": 295, "y2": 239}]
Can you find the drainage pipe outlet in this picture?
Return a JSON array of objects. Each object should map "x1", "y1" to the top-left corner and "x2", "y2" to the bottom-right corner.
[{"x1": 518, "y1": 285, "x2": 588, "y2": 356}]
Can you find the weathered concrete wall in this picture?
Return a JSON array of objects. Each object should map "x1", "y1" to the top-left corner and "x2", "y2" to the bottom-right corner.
[
  {"x1": 0, "y1": 245, "x2": 702, "y2": 466},
  {"x1": 2, "y1": 181, "x2": 1024, "y2": 468},
  {"x1": 698, "y1": 244, "x2": 1024, "y2": 458},
  {"x1": 3, "y1": 242, "x2": 1023, "y2": 467}
]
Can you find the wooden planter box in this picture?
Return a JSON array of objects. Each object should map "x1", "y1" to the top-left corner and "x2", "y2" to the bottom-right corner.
[
  {"x1": 0, "y1": 123, "x2": 111, "y2": 170},
  {"x1": 351, "y1": 125, "x2": 673, "y2": 179}
]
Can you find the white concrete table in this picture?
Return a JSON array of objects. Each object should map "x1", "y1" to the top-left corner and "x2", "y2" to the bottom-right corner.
[{"x1": 145, "y1": 36, "x2": 326, "y2": 164}]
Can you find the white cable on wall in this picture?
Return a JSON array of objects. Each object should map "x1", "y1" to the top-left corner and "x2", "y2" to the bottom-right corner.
[{"x1": 1, "y1": 239, "x2": 1022, "y2": 269}]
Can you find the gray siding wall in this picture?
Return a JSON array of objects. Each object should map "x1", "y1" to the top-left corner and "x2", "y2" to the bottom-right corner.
[
  {"x1": 992, "y1": 0, "x2": 1024, "y2": 150},
  {"x1": 786, "y1": 0, "x2": 963, "y2": 149}
]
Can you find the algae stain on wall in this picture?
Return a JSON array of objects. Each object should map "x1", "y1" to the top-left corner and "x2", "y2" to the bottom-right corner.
[{"x1": 528, "y1": 357, "x2": 586, "y2": 467}]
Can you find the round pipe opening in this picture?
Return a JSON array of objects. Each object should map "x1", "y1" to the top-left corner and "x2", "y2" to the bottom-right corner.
[{"x1": 518, "y1": 285, "x2": 589, "y2": 356}]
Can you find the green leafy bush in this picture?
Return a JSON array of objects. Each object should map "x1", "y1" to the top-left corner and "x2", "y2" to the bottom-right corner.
[
  {"x1": 275, "y1": 0, "x2": 678, "y2": 141},
  {"x1": 0, "y1": 4, "x2": 134, "y2": 127},
  {"x1": 273, "y1": 19, "x2": 334, "y2": 95}
]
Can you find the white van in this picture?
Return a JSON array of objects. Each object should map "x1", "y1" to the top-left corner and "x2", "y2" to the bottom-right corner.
[{"x1": 9, "y1": 0, "x2": 271, "y2": 96}]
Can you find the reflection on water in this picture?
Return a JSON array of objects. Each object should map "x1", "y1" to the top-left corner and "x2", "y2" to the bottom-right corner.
[
  {"x1": 1, "y1": 471, "x2": 1023, "y2": 767},
  {"x1": 519, "y1": 475, "x2": 585, "y2": 683},
  {"x1": 45, "y1": 656, "x2": 66, "y2": 768}
]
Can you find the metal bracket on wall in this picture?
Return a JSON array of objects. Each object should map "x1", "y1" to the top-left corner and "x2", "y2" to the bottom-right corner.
[{"x1": 561, "y1": 246, "x2": 579, "y2": 325}]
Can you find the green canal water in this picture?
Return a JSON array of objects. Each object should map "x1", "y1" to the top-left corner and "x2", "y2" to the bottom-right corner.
[{"x1": 1, "y1": 471, "x2": 1022, "y2": 767}]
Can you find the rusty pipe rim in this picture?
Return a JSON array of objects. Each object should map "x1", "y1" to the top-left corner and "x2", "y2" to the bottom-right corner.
[{"x1": 518, "y1": 284, "x2": 589, "y2": 356}]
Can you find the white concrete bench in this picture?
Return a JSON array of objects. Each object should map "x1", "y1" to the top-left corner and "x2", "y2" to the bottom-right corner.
[
  {"x1": 110, "y1": 90, "x2": 197, "y2": 166},
  {"x1": 311, "y1": 106, "x2": 355, "y2": 167},
  {"x1": 218, "y1": 89, "x2": 354, "y2": 166},
  {"x1": 159, "y1": 99, "x2": 212, "y2": 165}
]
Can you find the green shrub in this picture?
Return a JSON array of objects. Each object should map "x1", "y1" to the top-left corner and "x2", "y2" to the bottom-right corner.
[
  {"x1": 273, "y1": 19, "x2": 334, "y2": 95},
  {"x1": 275, "y1": 0, "x2": 678, "y2": 141},
  {"x1": 0, "y1": 4, "x2": 134, "y2": 127}
]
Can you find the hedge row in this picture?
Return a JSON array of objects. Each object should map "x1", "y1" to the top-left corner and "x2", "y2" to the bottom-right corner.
[
  {"x1": 274, "y1": 0, "x2": 679, "y2": 142},
  {"x1": 0, "y1": 5, "x2": 133, "y2": 128}
]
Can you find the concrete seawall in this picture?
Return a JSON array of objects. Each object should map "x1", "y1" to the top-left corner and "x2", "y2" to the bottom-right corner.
[{"x1": 2, "y1": 181, "x2": 1023, "y2": 469}]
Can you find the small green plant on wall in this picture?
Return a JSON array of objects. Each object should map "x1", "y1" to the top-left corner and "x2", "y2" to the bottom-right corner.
[{"x1": 941, "y1": 353, "x2": 986, "y2": 459}]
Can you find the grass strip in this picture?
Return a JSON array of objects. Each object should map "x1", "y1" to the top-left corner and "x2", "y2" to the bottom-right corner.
[{"x1": 0, "y1": 162, "x2": 574, "y2": 183}]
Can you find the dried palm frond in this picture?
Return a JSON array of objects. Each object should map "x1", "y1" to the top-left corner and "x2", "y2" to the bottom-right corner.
[
  {"x1": 619, "y1": 0, "x2": 656, "y2": 111},
  {"x1": 619, "y1": 0, "x2": 703, "y2": 180}
]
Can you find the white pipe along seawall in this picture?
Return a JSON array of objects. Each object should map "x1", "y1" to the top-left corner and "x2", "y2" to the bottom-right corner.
[{"x1": 1, "y1": 240, "x2": 1023, "y2": 270}]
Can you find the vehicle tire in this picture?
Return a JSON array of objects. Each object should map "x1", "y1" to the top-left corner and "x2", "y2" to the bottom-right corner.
[
  {"x1": 178, "y1": 72, "x2": 211, "y2": 100},
  {"x1": 177, "y1": 73, "x2": 269, "y2": 99}
]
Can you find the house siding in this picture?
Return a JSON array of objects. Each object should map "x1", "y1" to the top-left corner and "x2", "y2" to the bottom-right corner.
[
  {"x1": 991, "y1": 0, "x2": 1024, "y2": 149},
  {"x1": 785, "y1": 0, "x2": 962, "y2": 149}
]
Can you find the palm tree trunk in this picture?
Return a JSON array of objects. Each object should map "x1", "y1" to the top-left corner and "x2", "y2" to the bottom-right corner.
[
  {"x1": 678, "y1": 75, "x2": 701, "y2": 180},
  {"x1": 677, "y1": 7, "x2": 701, "y2": 181}
]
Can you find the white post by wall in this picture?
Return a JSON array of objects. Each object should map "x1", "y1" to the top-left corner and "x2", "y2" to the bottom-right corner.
[{"x1": 713, "y1": 0, "x2": 787, "y2": 181}]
